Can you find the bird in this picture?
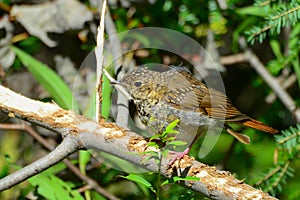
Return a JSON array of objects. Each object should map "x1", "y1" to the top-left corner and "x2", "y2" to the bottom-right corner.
[{"x1": 111, "y1": 66, "x2": 278, "y2": 163}]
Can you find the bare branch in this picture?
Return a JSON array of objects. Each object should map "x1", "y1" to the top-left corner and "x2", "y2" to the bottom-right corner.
[
  {"x1": 0, "y1": 134, "x2": 80, "y2": 191},
  {"x1": 238, "y1": 38, "x2": 300, "y2": 122},
  {"x1": 0, "y1": 123, "x2": 120, "y2": 200},
  {"x1": 0, "y1": 85, "x2": 277, "y2": 199},
  {"x1": 220, "y1": 48, "x2": 300, "y2": 122},
  {"x1": 265, "y1": 74, "x2": 297, "y2": 103},
  {"x1": 105, "y1": 8, "x2": 123, "y2": 72},
  {"x1": 220, "y1": 53, "x2": 246, "y2": 65}
]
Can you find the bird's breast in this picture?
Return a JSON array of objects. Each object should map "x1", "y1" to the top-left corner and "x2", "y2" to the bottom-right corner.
[{"x1": 134, "y1": 99, "x2": 218, "y2": 132}]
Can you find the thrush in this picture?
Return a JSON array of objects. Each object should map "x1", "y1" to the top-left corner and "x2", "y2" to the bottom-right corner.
[{"x1": 111, "y1": 66, "x2": 278, "y2": 162}]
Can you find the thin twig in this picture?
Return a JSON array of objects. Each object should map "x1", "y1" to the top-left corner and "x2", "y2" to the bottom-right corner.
[
  {"x1": 0, "y1": 134, "x2": 80, "y2": 191},
  {"x1": 95, "y1": 0, "x2": 107, "y2": 122},
  {"x1": 266, "y1": 74, "x2": 297, "y2": 103},
  {"x1": 77, "y1": 184, "x2": 92, "y2": 193},
  {"x1": 0, "y1": 123, "x2": 56, "y2": 151},
  {"x1": 239, "y1": 38, "x2": 300, "y2": 122},
  {"x1": 220, "y1": 53, "x2": 246, "y2": 65},
  {"x1": 219, "y1": 51, "x2": 298, "y2": 110}
]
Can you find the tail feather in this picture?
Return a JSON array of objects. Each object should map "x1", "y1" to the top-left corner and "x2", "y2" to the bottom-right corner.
[
  {"x1": 226, "y1": 128, "x2": 250, "y2": 144},
  {"x1": 242, "y1": 118, "x2": 278, "y2": 134}
]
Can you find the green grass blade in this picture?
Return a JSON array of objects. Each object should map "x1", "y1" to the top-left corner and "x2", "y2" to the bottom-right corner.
[{"x1": 11, "y1": 46, "x2": 79, "y2": 111}]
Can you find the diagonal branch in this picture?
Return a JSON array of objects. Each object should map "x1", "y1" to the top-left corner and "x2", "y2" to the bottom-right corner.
[
  {"x1": 0, "y1": 123, "x2": 120, "y2": 200},
  {"x1": 0, "y1": 134, "x2": 80, "y2": 191},
  {"x1": 220, "y1": 40, "x2": 300, "y2": 123},
  {"x1": 0, "y1": 85, "x2": 277, "y2": 200},
  {"x1": 238, "y1": 38, "x2": 300, "y2": 122}
]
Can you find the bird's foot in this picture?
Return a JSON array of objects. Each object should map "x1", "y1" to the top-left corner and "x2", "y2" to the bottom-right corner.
[{"x1": 168, "y1": 147, "x2": 190, "y2": 166}]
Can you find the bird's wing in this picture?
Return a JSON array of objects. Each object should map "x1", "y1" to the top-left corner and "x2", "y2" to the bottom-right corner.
[{"x1": 163, "y1": 69, "x2": 249, "y2": 121}]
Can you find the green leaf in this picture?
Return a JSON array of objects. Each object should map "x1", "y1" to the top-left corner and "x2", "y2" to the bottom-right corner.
[
  {"x1": 164, "y1": 137, "x2": 176, "y2": 141},
  {"x1": 17, "y1": 36, "x2": 41, "y2": 53},
  {"x1": 161, "y1": 176, "x2": 200, "y2": 186},
  {"x1": 29, "y1": 171, "x2": 83, "y2": 200},
  {"x1": 292, "y1": 55, "x2": 300, "y2": 89},
  {"x1": 90, "y1": 191, "x2": 107, "y2": 200},
  {"x1": 149, "y1": 133, "x2": 161, "y2": 141},
  {"x1": 290, "y1": 23, "x2": 300, "y2": 39},
  {"x1": 165, "y1": 119, "x2": 180, "y2": 133},
  {"x1": 163, "y1": 0, "x2": 172, "y2": 11},
  {"x1": 97, "y1": 151, "x2": 146, "y2": 172},
  {"x1": 79, "y1": 150, "x2": 91, "y2": 174},
  {"x1": 39, "y1": 162, "x2": 68, "y2": 176},
  {"x1": 84, "y1": 90, "x2": 97, "y2": 118},
  {"x1": 270, "y1": 39, "x2": 282, "y2": 59},
  {"x1": 11, "y1": 46, "x2": 79, "y2": 111},
  {"x1": 147, "y1": 141, "x2": 160, "y2": 148},
  {"x1": 161, "y1": 119, "x2": 179, "y2": 138},
  {"x1": 141, "y1": 151, "x2": 160, "y2": 164},
  {"x1": 235, "y1": 6, "x2": 270, "y2": 17},
  {"x1": 173, "y1": 176, "x2": 200, "y2": 182},
  {"x1": 167, "y1": 141, "x2": 187, "y2": 146},
  {"x1": 120, "y1": 174, "x2": 156, "y2": 194},
  {"x1": 102, "y1": 71, "x2": 113, "y2": 119}
]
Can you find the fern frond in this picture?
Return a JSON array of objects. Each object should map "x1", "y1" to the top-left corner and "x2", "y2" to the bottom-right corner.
[
  {"x1": 255, "y1": 124, "x2": 300, "y2": 195},
  {"x1": 275, "y1": 124, "x2": 300, "y2": 155},
  {"x1": 254, "y1": 0, "x2": 275, "y2": 7},
  {"x1": 255, "y1": 160, "x2": 295, "y2": 195},
  {"x1": 246, "y1": 1, "x2": 300, "y2": 44}
]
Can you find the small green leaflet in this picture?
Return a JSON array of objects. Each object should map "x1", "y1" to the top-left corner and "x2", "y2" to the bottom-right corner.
[
  {"x1": 162, "y1": 119, "x2": 179, "y2": 136},
  {"x1": 161, "y1": 176, "x2": 200, "y2": 186}
]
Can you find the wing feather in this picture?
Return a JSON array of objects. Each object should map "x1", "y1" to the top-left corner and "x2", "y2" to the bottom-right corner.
[{"x1": 163, "y1": 69, "x2": 249, "y2": 121}]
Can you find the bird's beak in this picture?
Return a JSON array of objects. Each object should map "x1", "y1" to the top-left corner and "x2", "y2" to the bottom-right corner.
[
  {"x1": 110, "y1": 80, "x2": 120, "y2": 85},
  {"x1": 110, "y1": 80, "x2": 132, "y2": 100}
]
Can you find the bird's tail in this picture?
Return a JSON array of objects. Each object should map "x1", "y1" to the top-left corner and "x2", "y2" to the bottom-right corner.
[{"x1": 242, "y1": 118, "x2": 278, "y2": 134}]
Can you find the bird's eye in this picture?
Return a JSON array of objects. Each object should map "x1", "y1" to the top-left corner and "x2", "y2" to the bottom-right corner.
[{"x1": 134, "y1": 81, "x2": 142, "y2": 87}]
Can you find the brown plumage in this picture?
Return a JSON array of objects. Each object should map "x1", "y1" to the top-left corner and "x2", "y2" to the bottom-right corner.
[
  {"x1": 162, "y1": 67, "x2": 278, "y2": 135},
  {"x1": 112, "y1": 66, "x2": 278, "y2": 152}
]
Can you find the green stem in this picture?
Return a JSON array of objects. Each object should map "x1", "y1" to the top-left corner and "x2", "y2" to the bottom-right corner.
[
  {"x1": 292, "y1": 56, "x2": 300, "y2": 91},
  {"x1": 156, "y1": 152, "x2": 162, "y2": 200}
]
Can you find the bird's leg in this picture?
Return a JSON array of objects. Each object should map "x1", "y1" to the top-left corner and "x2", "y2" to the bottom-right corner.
[
  {"x1": 168, "y1": 146, "x2": 191, "y2": 165},
  {"x1": 168, "y1": 134, "x2": 199, "y2": 166}
]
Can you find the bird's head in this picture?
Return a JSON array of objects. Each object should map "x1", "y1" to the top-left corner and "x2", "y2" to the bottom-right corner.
[{"x1": 111, "y1": 67, "x2": 164, "y2": 102}]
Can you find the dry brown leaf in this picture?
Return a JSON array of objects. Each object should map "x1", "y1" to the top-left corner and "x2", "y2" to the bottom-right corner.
[{"x1": 11, "y1": 0, "x2": 93, "y2": 47}]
